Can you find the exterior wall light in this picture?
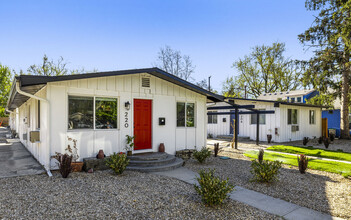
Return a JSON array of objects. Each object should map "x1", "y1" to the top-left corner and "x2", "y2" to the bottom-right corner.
[{"x1": 125, "y1": 101, "x2": 130, "y2": 110}]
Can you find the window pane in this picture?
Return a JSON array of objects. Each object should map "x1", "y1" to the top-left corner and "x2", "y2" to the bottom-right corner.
[
  {"x1": 292, "y1": 109, "x2": 298, "y2": 124},
  {"x1": 260, "y1": 113, "x2": 266, "y2": 124},
  {"x1": 177, "y1": 102, "x2": 185, "y2": 127},
  {"x1": 213, "y1": 114, "x2": 217, "y2": 124},
  {"x1": 186, "y1": 103, "x2": 195, "y2": 127},
  {"x1": 297, "y1": 97, "x2": 302, "y2": 103},
  {"x1": 95, "y1": 97, "x2": 117, "y2": 129},
  {"x1": 208, "y1": 115, "x2": 212, "y2": 124},
  {"x1": 288, "y1": 109, "x2": 292, "y2": 124},
  {"x1": 208, "y1": 111, "x2": 217, "y2": 124},
  {"x1": 68, "y1": 96, "x2": 93, "y2": 129},
  {"x1": 251, "y1": 113, "x2": 256, "y2": 124},
  {"x1": 310, "y1": 110, "x2": 315, "y2": 124}
]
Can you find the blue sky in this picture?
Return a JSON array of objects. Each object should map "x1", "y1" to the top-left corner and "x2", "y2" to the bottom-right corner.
[{"x1": 0, "y1": 0, "x2": 315, "y2": 92}]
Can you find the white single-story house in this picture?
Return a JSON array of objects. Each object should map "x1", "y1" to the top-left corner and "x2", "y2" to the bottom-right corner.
[
  {"x1": 6, "y1": 68, "x2": 222, "y2": 171},
  {"x1": 207, "y1": 98, "x2": 324, "y2": 142}
]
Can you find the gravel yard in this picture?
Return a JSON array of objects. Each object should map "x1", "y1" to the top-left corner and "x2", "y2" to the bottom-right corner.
[
  {"x1": 0, "y1": 170, "x2": 279, "y2": 219},
  {"x1": 185, "y1": 146, "x2": 351, "y2": 219}
]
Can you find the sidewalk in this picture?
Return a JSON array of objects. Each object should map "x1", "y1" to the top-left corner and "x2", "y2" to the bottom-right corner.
[{"x1": 153, "y1": 167, "x2": 343, "y2": 220}]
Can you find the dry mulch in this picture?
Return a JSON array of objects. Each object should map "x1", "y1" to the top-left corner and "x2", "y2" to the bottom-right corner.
[{"x1": 0, "y1": 170, "x2": 279, "y2": 219}]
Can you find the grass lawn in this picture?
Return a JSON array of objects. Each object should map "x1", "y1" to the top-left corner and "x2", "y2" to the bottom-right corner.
[
  {"x1": 267, "y1": 145, "x2": 351, "y2": 162},
  {"x1": 244, "y1": 150, "x2": 351, "y2": 178}
]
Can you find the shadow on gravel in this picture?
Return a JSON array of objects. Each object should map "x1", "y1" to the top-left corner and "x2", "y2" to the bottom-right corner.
[{"x1": 184, "y1": 152, "x2": 351, "y2": 219}]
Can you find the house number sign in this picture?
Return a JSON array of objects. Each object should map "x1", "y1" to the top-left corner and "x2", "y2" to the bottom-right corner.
[{"x1": 124, "y1": 112, "x2": 129, "y2": 128}]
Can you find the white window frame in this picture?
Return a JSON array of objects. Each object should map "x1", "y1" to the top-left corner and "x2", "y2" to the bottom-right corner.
[
  {"x1": 67, "y1": 95, "x2": 119, "y2": 131},
  {"x1": 288, "y1": 109, "x2": 298, "y2": 125},
  {"x1": 176, "y1": 101, "x2": 196, "y2": 128}
]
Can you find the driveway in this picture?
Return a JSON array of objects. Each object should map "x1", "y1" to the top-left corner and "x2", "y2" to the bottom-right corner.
[{"x1": 0, "y1": 127, "x2": 45, "y2": 178}]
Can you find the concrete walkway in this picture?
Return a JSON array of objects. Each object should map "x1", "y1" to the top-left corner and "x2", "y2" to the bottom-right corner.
[
  {"x1": 153, "y1": 167, "x2": 343, "y2": 220},
  {"x1": 0, "y1": 127, "x2": 45, "y2": 178}
]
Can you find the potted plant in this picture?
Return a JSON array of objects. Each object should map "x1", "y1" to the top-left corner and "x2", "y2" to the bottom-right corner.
[
  {"x1": 125, "y1": 135, "x2": 135, "y2": 156},
  {"x1": 67, "y1": 137, "x2": 84, "y2": 172},
  {"x1": 267, "y1": 129, "x2": 272, "y2": 143}
]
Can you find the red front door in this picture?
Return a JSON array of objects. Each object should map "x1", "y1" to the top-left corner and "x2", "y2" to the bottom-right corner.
[{"x1": 133, "y1": 99, "x2": 152, "y2": 150}]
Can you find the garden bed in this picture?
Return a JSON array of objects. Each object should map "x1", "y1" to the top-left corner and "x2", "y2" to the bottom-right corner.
[
  {"x1": 245, "y1": 150, "x2": 351, "y2": 177},
  {"x1": 0, "y1": 170, "x2": 277, "y2": 219},
  {"x1": 184, "y1": 146, "x2": 351, "y2": 219}
]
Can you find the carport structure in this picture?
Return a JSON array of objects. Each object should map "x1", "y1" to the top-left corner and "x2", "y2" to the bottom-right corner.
[{"x1": 207, "y1": 100, "x2": 275, "y2": 148}]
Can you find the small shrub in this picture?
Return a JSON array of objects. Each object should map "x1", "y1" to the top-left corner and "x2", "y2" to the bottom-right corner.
[
  {"x1": 250, "y1": 160, "x2": 282, "y2": 183},
  {"x1": 194, "y1": 169, "x2": 234, "y2": 206},
  {"x1": 214, "y1": 143, "x2": 222, "y2": 157},
  {"x1": 105, "y1": 152, "x2": 130, "y2": 174},
  {"x1": 193, "y1": 147, "x2": 211, "y2": 163},
  {"x1": 318, "y1": 136, "x2": 323, "y2": 144},
  {"x1": 207, "y1": 133, "x2": 213, "y2": 138},
  {"x1": 52, "y1": 153, "x2": 73, "y2": 178},
  {"x1": 297, "y1": 154, "x2": 308, "y2": 174},
  {"x1": 303, "y1": 137, "x2": 309, "y2": 146},
  {"x1": 258, "y1": 149, "x2": 264, "y2": 163},
  {"x1": 323, "y1": 137, "x2": 330, "y2": 149},
  {"x1": 330, "y1": 134, "x2": 335, "y2": 142},
  {"x1": 337, "y1": 149, "x2": 344, "y2": 152}
]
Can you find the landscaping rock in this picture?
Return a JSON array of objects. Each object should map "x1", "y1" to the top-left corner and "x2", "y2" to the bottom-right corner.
[
  {"x1": 83, "y1": 157, "x2": 109, "y2": 171},
  {"x1": 175, "y1": 149, "x2": 195, "y2": 160}
]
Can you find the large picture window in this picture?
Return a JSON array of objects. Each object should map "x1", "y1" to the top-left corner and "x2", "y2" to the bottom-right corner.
[
  {"x1": 208, "y1": 111, "x2": 218, "y2": 124},
  {"x1": 177, "y1": 102, "x2": 195, "y2": 127},
  {"x1": 250, "y1": 110, "x2": 266, "y2": 125},
  {"x1": 68, "y1": 96, "x2": 94, "y2": 129},
  {"x1": 288, "y1": 109, "x2": 298, "y2": 125},
  {"x1": 95, "y1": 97, "x2": 117, "y2": 129}
]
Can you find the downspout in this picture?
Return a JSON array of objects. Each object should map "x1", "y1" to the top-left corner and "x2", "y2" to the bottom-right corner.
[{"x1": 15, "y1": 81, "x2": 53, "y2": 177}]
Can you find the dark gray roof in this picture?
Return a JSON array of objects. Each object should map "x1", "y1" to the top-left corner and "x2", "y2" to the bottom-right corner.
[
  {"x1": 7, "y1": 68, "x2": 223, "y2": 110},
  {"x1": 226, "y1": 97, "x2": 328, "y2": 108}
]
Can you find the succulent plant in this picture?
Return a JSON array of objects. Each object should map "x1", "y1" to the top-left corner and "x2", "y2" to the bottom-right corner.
[{"x1": 297, "y1": 154, "x2": 308, "y2": 174}]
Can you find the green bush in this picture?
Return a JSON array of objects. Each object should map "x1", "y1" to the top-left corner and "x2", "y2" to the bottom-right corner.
[
  {"x1": 193, "y1": 147, "x2": 211, "y2": 163},
  {"x1": 105, "y1": 153, "x2": 130, "y2": 174},
  {"x1": 250, "y1": 160, "x2": 282, "y2": 183},
  {"x1": 194, "y1": 169, "x2": 234, "y2": 206}
]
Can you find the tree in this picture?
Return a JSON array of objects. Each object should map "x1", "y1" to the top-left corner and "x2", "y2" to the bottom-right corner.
[
  {"x1": 0, "y1": 64, "x2": 12, "y2": 116},
  {"x1": 298, "y1": 0, "x2": 351, "y2": 138},
  {"x1": 27, "y1": 54, "x2": 84, "y2": 76},
  {"x1": 222, "y1": 42, "x2": 302, "y2": 98},
  {"x1": 155, "y1": 45, "x2": 195, "y2": 81}
]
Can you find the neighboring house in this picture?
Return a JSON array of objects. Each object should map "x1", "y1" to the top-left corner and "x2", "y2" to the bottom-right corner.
[
  {"x1": 207, "y1": 98, "x2": 324, "y2": 142},
  {"x1": 258, "y1": 89, "x2": 318, "y2": 103},
  {"x1": 321, "y1": 94, "x2": 350, "y2": 138},
  {"x1": 6, "y1": 68, "x2": 222, "y2": 171}
]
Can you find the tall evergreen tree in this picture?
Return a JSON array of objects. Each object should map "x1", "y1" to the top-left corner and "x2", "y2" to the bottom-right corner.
[{"x1": 298, "y1": 0, "x2": 351, "y2": 138}]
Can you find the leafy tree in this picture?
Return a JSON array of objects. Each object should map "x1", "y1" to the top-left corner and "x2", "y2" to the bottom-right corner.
[
  {"x1": 223, "y1": 42, "x2": 302, "y2": 98},
  {"x1": 0, "y1": 64, "x2": 12, "y2": 116},
  {"x1": 27, "y1": 54, "x2": 84, "y2": 76},
  {"x1": 155, "y1": 45, "x2": 195, "y2": 81},
  {"x1": 298, "y1": 0, "x2": 351, "y2": 138}
]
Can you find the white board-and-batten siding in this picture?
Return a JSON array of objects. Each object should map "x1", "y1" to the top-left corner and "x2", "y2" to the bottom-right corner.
[
  {"x1": 41, "y1": 73, "x2": 206, "y2": 168},
  {"x1": 207, "y1": 100, "x2": 322, "y2": 143}
]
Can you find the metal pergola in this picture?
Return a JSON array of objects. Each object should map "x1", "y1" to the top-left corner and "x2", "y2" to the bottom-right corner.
[{"x1": 207, "y1": 100, "x2": 275, "y2": 148}]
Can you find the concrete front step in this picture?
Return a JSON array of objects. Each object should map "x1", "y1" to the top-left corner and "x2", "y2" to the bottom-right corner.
[
  {"x1": 128, "y1": 155, "x2": 176, "y2": 167},
  {"x1": 127, "y1": 152, "x2": 168, "y2": 161},
  {"x1": 127, "y1": 157, "x2": 183, "y2": 172}
]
